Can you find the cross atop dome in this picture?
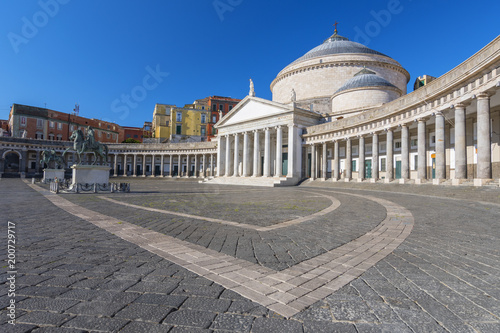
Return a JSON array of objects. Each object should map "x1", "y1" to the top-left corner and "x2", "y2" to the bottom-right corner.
[{"x1": 333, "y1": 21, "x2": 339, "y2": 34}]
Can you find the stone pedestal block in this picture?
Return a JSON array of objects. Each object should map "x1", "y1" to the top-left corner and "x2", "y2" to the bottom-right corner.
[
  {"x1": 43, "y1": 169, "x2": 65, "y2": 182},
  {"x1": 72, "y1": 165, "x2": 110, "y2": 185}
]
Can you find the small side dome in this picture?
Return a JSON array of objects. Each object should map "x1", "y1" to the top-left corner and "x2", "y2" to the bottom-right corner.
[{"x1": 335, "y1": 68, "x2": 398, "y2": 94}]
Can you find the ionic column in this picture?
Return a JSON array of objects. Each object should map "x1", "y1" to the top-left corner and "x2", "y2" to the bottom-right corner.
[
  {"x1": 152, "y1": 154, "x2": 157, "y2": 177},
  {"x1": 345, "y1": 138, "x2": 352, "y2": 180},
  {"x1": 35, "y1": 150, "x2": 41, "y2": 172},
  {"x1": 322, "y1": 142, "x2": 327, "y2": 180},
  {"x1": 242, "y1": 132, "x2": 250, "y2": 177},
  {"x1": 417, "y1": 119, "x2": 427, "y2": 180},
  {"x1": 225, "y1": 135, "x2": 231, "y2": 177},
  {"x1": 386, "y1": 129, "x2": 394, "y2": 181},
  {"x1": 476, "y1": 93, "x2": 491, "y2": 179},
  {"x1": 454, "y1": 104, "x2": 467, "y2": 179},
  {"x1": 216, "y1": 136, "x2": 223, "y2": 177},
  {"x1": 177, "y1": 154, "x2": 181, "y2": 177},
  {"x1": 263, "y1": 128, "x2": 271, "y2": 177},
  {"x1": 310, "y1": 144, "x2": 316, "y2": 179},
  {"x1": 210, "y1": 154, "x2": 214, "y2": 177},
  {"x1": 113, "y1": 154, "x2": 118, "y2": 176},
  {"x1": 142, "y1": 154, "x2": 147, "y2": 177},
  {"x1": 372, "y1": 133, "x2": 379, "y2": 180},
  {"x1": 332, "y1": 140, "x2": 339, "y2": 181},
  {"x1": 194, "y1": 154, "x2": 198, "y2": 178},
  {"x1": 276, "y1": 126, "x2": 283, "y2": 177},
  {"x1": 133, "y1": 154, "x2": 137, "y2": 176},
  {"x1": 358, "y1": 136, "x2": 365, "y2": 180},
  {"x1": 169, "y1": 155, "x2": 173, "y2": 177},
  {"x1": 186, "y1": 154, "x2": 191, "y2": 177},
  {"x1": 123, "y1": 154, "x2": 128, "y2": 177},
  {"x1": 287, "y1": 125, "x2": 297, "y2": 178},
  {"x1": 253, "y1": 130, "x2": 260, "y2": 177},
  {"x1": 160, "y1": 155, "x2": 164, "y2": 177},
  {"x1": 401, "y1": 124, "x2": 409, "y2": 179},
  {"x1": 233, "y1": 133, "x2": 240, "y2": 177},
  {"x1": 202, "y1": 154, "x2": 206, "y2": 178},
  {"x1": 435, "y1": 112, "x2": 446, "y2": 180}
]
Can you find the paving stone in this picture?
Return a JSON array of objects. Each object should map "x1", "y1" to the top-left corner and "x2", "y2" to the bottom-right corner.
[
  {"x1": 62, "y1": 315, "x2": 129, "y2": 332},
  {"x1": 16, "y1": 311, "x2": 74, "y2": 326},
  {"x1": 251, "y1": 317, "x2": 304, "y2": 333},
  {"x1": 0, "y1": 323, "x2": 38, "y2": 332},
  {"x1": 114, "y1": 303, "x2": 174, "y2": 323},
  {"x1": 180, "y1": 297, "x2": 231, "y2": 312},
  {"x1": 163, "y1": 309, "x2": 217, "y2": 329},
  {"x1": 210, "y1": 313, "x2": 254, "y2": 332},
  {"x1": 31, "y1": 327, "x2": 89, "y2": 333},
  {"x1": 119, "y1": 321, "x2": 173, "y2": 333},
  {"x1": 64, "y1": 300, "x2": 127, "y2": 316},
  {"x1": 303, "y1": 321, "x2": 357, "y2": 333},
  {"x1": 17, "y1": 298, "x2": 79, "y2": 313},
  {"x1": 134, "y1": 293, "x2": 187, "y2": 307}
]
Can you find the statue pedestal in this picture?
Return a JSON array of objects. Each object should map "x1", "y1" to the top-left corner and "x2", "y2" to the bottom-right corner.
[
  {"x1": 43, "y1": 169, "x2": 65, "y2": 183},
  {"x1": 71, "y1": 165, "x2": 110, "y2": 185}
]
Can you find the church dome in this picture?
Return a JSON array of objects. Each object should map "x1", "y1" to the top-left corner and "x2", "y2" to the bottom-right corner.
[
  {"x1": 335, "y1": 68, "x2": 398, "y2": 94},
  {"x1": 291, "y1": 33, "x2": 389, "y2": 66},
  {"x1": 270, "y1": 28, "x2": 410, "y2": 114}
]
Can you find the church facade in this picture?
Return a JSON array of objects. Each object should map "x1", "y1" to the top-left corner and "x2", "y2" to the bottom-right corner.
[{"x1": 1, "y1": 29, "x2": 499, "y2": 186}]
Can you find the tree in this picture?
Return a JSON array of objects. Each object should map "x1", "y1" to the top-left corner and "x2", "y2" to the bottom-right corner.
[{"x1": 122, "y1": 138, "x2": 140, "y2": 144}]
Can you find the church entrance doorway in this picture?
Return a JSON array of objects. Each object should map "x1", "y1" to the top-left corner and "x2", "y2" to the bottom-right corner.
[
  {"x1": 282, "y1": 153, "x2": 288, "y2": 176},
  {"x1": 395, "y1": 161, "x2": 401, "y2": 179},
  {"x1": 365, "y1": 160, "x2": 372, "y2": 179}
]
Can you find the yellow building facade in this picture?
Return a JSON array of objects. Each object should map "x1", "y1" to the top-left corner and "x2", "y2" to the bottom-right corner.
[{"x1": 152, "y1": 103, "x2": 210, "y2": 142}]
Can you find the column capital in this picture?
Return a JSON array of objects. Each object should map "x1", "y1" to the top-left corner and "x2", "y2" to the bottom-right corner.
[
  {"x1": 416, "y1": 116, "x2": 429, "y2": 123},
  {"x1": 384, "y1": 127, "x2": 394, "y2": 132},
  {"x1": 475, "y1": 92, "x2": 493, "y2": 99},
  {"x1": 453, "y1": 102, "x2": 471, "y2": 109},
  {"x1": 275, "y1": 125, "x2": 282, "y2": 130},
  {"x1": 433, "y1": 111, "x2": 444, "y2": 118}
]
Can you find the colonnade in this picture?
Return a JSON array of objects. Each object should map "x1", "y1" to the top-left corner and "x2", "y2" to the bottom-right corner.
[
  {"x1": 308, "y1": 93, "x2": 495, "y2": 182},
  {"x1": 217, "y1": 124, "x2": 300, "y2": 179},
  {"x1": 109, "y1": 152, "x2": 216, "y2": 178}
]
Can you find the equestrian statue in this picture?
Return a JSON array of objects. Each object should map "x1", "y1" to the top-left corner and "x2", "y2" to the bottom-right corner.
[
  {"x1": 64, "y1": 126, "x2": 109, "y2": 165},
  {"x1": 40, "y1": 150, "x2": 65, "y2": 169}
]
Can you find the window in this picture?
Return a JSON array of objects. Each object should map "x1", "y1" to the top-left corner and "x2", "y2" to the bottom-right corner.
[
  {"x1": 176, "y1": 112, "x2": 182, "y2": 122},
  {"x1": 49, "y1": 121, "x2": 55, "y2": 128},
  {"x1": 201, "y1": 127, "x2": 206, "y2": 136},
  {"x1": 107, "y1": 133, "x2": 110, "y2": 138},
  {"x1": 70, "y1": 125, "x2": 74, "y2": 131},
  {"x1": 339, "y1": 147, "x2": 346, "y2": 158},
  {"x1": 380, "y1": 142, "x2": 386, "y2": 153},
  {"x1": 410, "y1": 136, "x2": 418, "y2": 149},
  {"x1": 133, "y1": 134, "x2": 138, "y2": 138},
  {"x1": 35, "y1": 132, "x2": 43, "y2": 139},
  {"x1": 212, "y1": 104, "x2": 217, "y2": 112},
  {"x1": 49, "y1": 133, "x2": 54, "y2": 140},
  {"x1": 394, "y1": 139, "x2": 401, "y2": 151},
  {"x1": 229, "y1": 105, "x2": 233, "y2": 111},
  {"x1": 202, "y1": 106, "x2": 205, "y2": 110},
  {"x1": 429, "y1": 132, "x2": 436, "y2": 147},
  {"x1": 57, "y1": 134, "x2": 62, "y2": 141},
  {"x1": 212, "y1": 115, "x2": 217, "y2": 123},
  {"x1": 219, "y1": 104, "x2": 223, "y2": 111},
  {"x1": 366, "y1": 144, "x2": 372, "y2": 154},
  {"x1": 165, "y1": 121, "x2": 169, "y2": 126},
  {"x1": 176, "y1": 124, "x2": 182, "y2": 135},
  {"x1": 20, "y1": 116, "x2": 26, "y2": 127},
  {"x1": 57, "y1": 122, "x2": 63, "y2": 130},
  {"x1": 37, "y1": 119, "x2": 43, "y2": 128},
  {"x1": 201, "y1": 114, "x2": 206, "y2": 124},
  {"x1": 352, "y1": 145, "x2": 358, "y2": 156},
  {"x1": 413, "y1": 155, "x2": 418, "y2": 170},
  {"x1": 352, "y1": 160, "x2": 357, "y2": 172},
  {"x1": 380, "y1": 157, "x2": 386, "y2": 171}
]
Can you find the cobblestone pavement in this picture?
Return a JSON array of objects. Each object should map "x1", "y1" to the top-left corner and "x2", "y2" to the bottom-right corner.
[{"x1": 1, "y1": 177, "x2": 500, "y2": 332}]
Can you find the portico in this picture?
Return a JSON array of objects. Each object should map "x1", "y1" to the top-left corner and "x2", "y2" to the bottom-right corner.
[{"x1": 213, "y1": 96, "x2": 320, "y2": 186}]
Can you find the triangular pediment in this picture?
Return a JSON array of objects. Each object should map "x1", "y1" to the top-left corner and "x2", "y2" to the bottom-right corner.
[{"x1": 216, "y1": 97, "x2": 294, "y2": 128}]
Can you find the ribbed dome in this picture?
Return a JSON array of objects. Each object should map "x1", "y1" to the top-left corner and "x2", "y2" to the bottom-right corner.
[
  {"x1": 335, "y1": 69, "x2": 398, "y2": 94},
  {"x1": 290, "y1": 32, "x2": 389, "y2": 65}
]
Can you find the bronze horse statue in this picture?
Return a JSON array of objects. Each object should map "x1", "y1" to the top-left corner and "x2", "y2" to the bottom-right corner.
[
  {"x1": 40, "y1": 150, "x2": 65, "y2": 169},
  {"x1": 64, "y1": 129, "x2": 108, "y2": 165}
]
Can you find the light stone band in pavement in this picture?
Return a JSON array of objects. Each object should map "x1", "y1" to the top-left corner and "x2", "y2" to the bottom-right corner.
[
  {"x1": 29, "y1": 183, "x2": 413, "y2": 318},
  {"x1": 98, "y1": 189, "x2": 341, "y2": 232}
]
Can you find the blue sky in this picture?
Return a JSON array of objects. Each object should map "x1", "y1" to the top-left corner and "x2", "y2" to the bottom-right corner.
[{"x1": 1, "y1": 0, "x2": 499, "y2": 127}]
